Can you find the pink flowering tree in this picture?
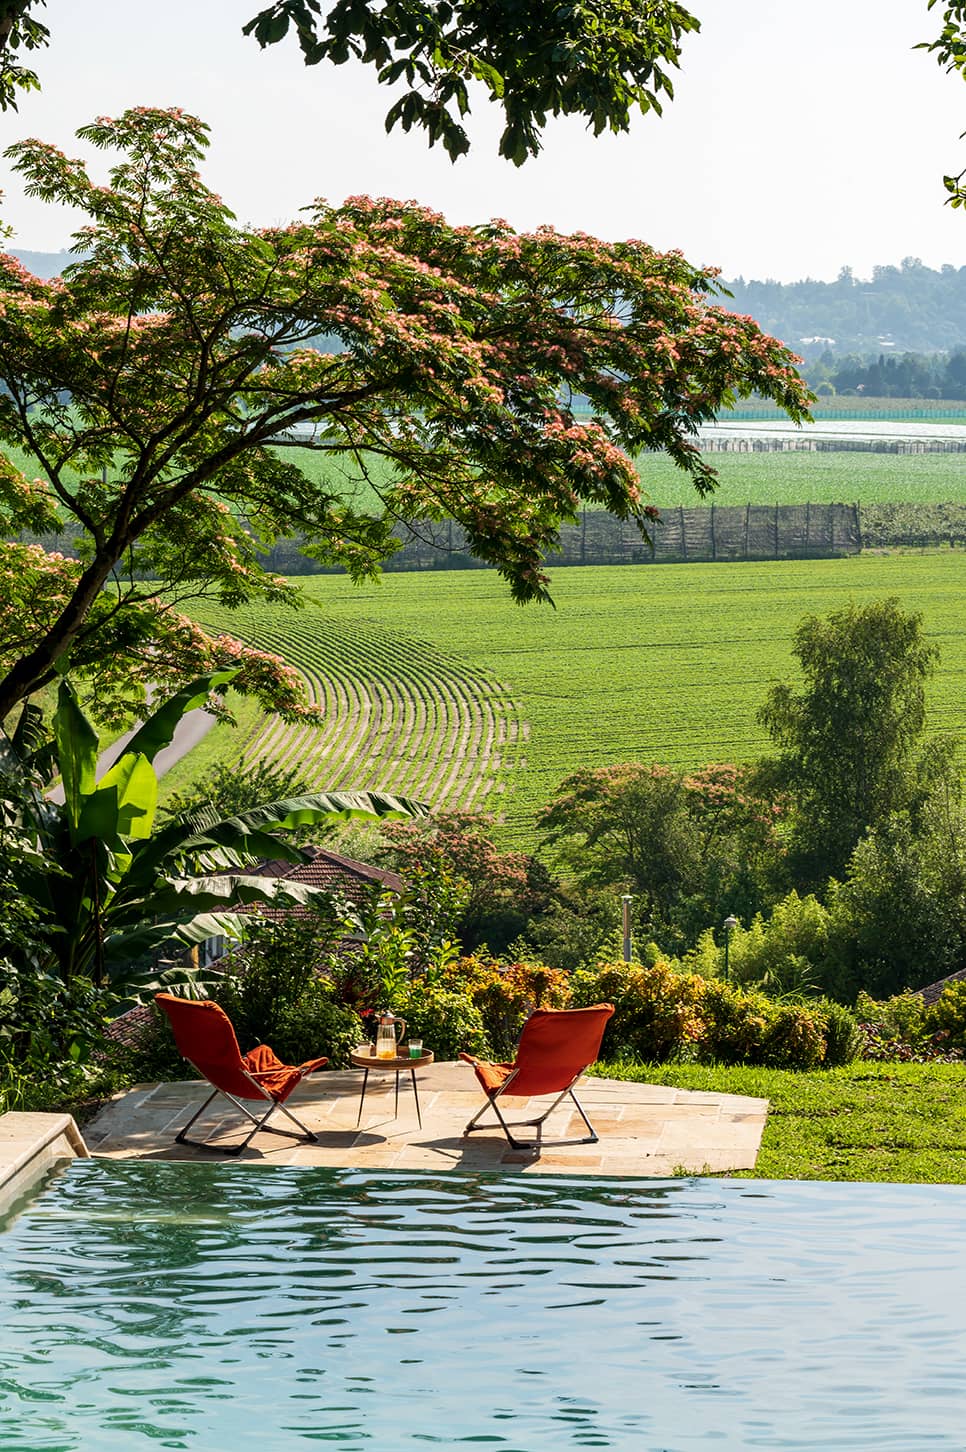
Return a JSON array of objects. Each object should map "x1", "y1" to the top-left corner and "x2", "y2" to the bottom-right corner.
[{"x1": 0, "y1": 106, "x2": 811, "y2": 724}]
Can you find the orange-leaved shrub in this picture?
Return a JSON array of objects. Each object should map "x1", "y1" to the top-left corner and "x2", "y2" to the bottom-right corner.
[
  {"x1": 571, "y1": 959, "x2": 706, "y2": 1063},
  {"x1": 571, "y1": 958, "x2": 839, "y2": 1069},
  {"x1": 437, "y1": 955, "x2": 571, "y2": 1058}
]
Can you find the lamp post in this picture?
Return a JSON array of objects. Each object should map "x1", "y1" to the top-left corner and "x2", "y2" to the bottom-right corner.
[
  {"x1": 621, "y1": 894, "x2": 633, "y2": 964},
  {"x1": 723, "y1": 915, "x2": 738, "y2": 981}
]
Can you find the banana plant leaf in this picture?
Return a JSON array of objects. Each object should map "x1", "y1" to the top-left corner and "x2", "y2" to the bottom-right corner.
[
  {"x1": 76, "y1": 751, "x2": 158, "y2": 847},
  {"x1": 217, "y1": 789, "x2": 430, "y2": 834},
  {"x1": 53, "y1": 679, "x2": 99, "y2": 835},
  {"x1": 121, "y1": 669, "x2": 240, "y2": 766}
]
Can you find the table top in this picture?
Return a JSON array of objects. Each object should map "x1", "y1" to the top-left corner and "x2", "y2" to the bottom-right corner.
[{"x1": 350, "y1": 1046, "x2": 435, "y2": 1070}]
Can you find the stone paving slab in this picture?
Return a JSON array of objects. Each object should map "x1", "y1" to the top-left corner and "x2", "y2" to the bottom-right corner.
[{"x1": 85, "y1": 1063, "x2": 768, "y2": 1178}]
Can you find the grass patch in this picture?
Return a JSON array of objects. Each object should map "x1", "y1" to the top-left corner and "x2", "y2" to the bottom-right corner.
[
  {"x1": 594, "y1": 1060, "x2": 966, "y2": 1183},
  {"x1": 155, "y1": 689, "x2": 266, "y2": 806}
]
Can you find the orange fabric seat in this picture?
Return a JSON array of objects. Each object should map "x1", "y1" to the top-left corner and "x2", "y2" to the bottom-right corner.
[
  {"x1": 460, "y1": 1003, "x2": 614, "y2": 1150},
  {"x1": 155, "y1": 993, "x2": 328, "y2": 1155}
]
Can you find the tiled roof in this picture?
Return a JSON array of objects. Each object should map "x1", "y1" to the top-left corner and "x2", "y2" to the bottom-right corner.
[
  {"x1": 106, "y1": 847, "x2": 403, "y2": 1047},
  {"x1": 256, "y1": 846, "x2": 404, "y2": 896},
  {"x1": 918, "y1": 966, "x2": 966, "y2": 1007}
]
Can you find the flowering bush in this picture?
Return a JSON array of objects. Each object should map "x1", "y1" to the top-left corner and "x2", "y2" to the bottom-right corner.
[{"x1": 438, "y1": 954, "x2": 571, "y2": 1058}]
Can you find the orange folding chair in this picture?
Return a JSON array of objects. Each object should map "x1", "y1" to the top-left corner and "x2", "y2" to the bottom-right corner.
[
  {"x1": 155, "y1": 993, "x2": 328, "y2": 1155},
  {"x1": 460, "y1": 1003, "x2": 615, "y2": 1150}
]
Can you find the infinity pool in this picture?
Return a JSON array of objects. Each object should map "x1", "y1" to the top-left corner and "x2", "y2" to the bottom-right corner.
[{"x1": 0, "y1": 1161, "x2": 961, "y2": 1450}]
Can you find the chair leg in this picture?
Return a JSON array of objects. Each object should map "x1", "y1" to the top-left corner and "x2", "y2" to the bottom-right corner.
[
  {"x1": 174, "y1": 1086, "x2": 318, "y2": 1154},
  {"x1": 175, "y1": 1087, "x2": 221, "y2": 1145},
  {"x1": 463, "y1": 1086, "x2": 599, "y2": 1151}
]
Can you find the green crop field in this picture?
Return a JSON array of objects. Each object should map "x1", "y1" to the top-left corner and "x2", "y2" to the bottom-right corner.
[
  {"x1": 637, "y1": 449, "x2": 966, "y2": 508},
  {"x1": 12, "y1": 437, "x2": 966, "y2": 529},
  {"x1": 187, "y1": 551, "x2": 966, "y2": 845}
]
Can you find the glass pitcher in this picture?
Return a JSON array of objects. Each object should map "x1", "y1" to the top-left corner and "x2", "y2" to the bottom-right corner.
[{"x1": 375, "y1": 1010, "x2": 406, "y2": 1059}]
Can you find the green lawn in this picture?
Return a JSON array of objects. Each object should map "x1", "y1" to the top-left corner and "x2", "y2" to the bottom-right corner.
[{"x1": 595, "y1": 1060, "x2": 966, "y2": 1183}]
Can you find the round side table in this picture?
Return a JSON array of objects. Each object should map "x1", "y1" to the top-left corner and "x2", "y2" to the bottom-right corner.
[{"x1": 350, "y1": 1045, "x2": 435, "y2": 1128}]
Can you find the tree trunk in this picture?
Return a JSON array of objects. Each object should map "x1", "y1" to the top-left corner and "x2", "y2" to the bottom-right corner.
[{"x1": 0, "y1": 552, "x2": 117, "y2": 719}]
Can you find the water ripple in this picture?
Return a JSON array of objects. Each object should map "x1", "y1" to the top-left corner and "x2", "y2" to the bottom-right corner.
[{"x1": 0, "y1": 1164, "x2": 964, "y2": 1449}]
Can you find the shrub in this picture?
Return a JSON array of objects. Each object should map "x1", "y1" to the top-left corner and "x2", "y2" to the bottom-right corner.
[
  {"x1": 571, "y1": 959, "x2": 705, "y2": 1063},
  {"x1": 213, "y1": 917, "x2": 364, "y2": 1067},
  {"x1": 817, "y1": 1000, "x2": 861, "y2": 1066},
  {"x1": 725, "y1": 892, "x2": 832, "y2": 997},
  {"x1": 760, "y1": 1004, "x2": 827, "y2": 1068},
  {"x1": 116, "y1": 1001, "x2": 195, "y2": 1083},
  {"x1": 698, "y1": 980, "x2": 769, "y2": 1063},
  {"x1": 439, "y1": 955, "x2": 571, "y2": 1058},
  {"x1": 855, "y1": 989, "x2": 927, "y2": 1046},
  {"x1": 265, "y1": 977, "x2": 363, "y2": 1068},
  {"x1": 0, "y1": 958, "x2": 115, "y2": 1111},
  {"x1": 923, "y1": 980, "x2": 966, "y2": 1050},
  {"x1": 394, "y1": 981, "x2": 490, "y2": 1061}
]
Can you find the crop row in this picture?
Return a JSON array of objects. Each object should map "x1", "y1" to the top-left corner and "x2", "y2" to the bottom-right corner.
[{"x1": 192, "y1": 606, "x2": 524, "y2": 813}]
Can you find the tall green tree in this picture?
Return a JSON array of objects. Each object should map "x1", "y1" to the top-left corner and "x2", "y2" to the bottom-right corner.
[
  {"x1": 758, "y1": 598, "x2": 939, "y2": 884},
  {"x1": 0, "y1": 106, "x2": 810, "y2": 724},
  {"x1": 538, "y1": 762, "x2": 784, "y2": 950},
  {"x1": 0, "y1": 0, "x2": 700, "y2": 162}
]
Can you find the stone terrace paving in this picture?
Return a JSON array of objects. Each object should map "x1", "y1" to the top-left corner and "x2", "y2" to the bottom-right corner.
[{"x1": 86, "y1": 1062, "x2": 767, "y2": 1177}]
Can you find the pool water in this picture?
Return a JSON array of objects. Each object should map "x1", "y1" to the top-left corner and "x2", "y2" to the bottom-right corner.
[{"x1": 0, "y1": 1161, "x2": 962, "y2": 1450}]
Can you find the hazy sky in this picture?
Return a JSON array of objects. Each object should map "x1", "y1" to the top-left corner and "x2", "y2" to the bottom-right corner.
[{"x1": 1, "y1": 0, "x2": 964, "y2": 281}]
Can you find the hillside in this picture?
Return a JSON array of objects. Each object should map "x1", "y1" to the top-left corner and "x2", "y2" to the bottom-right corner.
[
  {"x1": 185, "y1": 552, "x2": 966, "y2": 845},
  {"x1": 724, "y1": 260, "x2": 966, "y2": 358}
]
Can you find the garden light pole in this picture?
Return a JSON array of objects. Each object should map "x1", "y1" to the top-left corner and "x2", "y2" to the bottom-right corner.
[
  {"x1": 723, "y1": 915, "x2": 738, "y2": 981},
  {"x1": 621, "y1": 894, "x2": 633, "y2": 964}
]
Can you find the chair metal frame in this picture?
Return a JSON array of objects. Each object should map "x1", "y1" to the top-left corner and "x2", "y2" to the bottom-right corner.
[
  {"x1": 463, "y1": 1065, "x2": 600, "y2": 1150},
  {"x1": 176, "y1": 1059, "x2": 321, "y2": 1157}
]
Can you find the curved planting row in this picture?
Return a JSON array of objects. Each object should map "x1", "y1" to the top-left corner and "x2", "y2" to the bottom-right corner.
[{"x1": 220, "y1": 613, "x2": 524, "y2": 812}]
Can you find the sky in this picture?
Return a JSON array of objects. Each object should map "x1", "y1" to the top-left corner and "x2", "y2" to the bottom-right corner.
[{"x1": 0, "y1": 0, "x2": 964, "y2": 281}]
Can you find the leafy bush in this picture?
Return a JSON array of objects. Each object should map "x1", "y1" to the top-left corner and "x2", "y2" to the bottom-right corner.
[
  {"x1": 0, "y1": 958, "x2": 115, "y2": 1111},
  {"x1": 567, "y1": 956, "x2": 852, "y2": 1070},
  {"x1": 439, "y1": 955, "x2": 571, "y2": 1058},
  {"x1": 698, "y1": 980, "x2": 770, "y2": 1063},
  {"x1": 760, "y1": 1004, "x2": 827, "y2": 1069},
  {"x1": 855, "y1": 989, "x2": 928, "y2": 1046},
  {"x1": 817, "y1": 1000, "x2": 862, "y2": 1066},
  {"x1": 260, "y1": 977, "x2": 363, "y2": 1068},
  {"x1": 394, "y1": 981, "x2": 490, "y2": 1061},
  {"x1": 725, "y1": 892, "x2": 832, "y2": 997},
  {"x1": 923, "y1": 981, "x2": 966, "y2": 1051},
  {"x1": 571, "y1": 959, "x2": 705, "y2": 1063},
  {"x1": 213, "y1": 916, "x2": 364, "y2": 1067}
]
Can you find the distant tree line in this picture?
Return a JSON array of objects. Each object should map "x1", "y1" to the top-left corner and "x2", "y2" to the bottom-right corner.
[
  {"x1": 725, "y1": 259, "x2": 966, "y2": 358},
  {"x1": 802, "y1": 348, "x2": 966, "y2": 400}
]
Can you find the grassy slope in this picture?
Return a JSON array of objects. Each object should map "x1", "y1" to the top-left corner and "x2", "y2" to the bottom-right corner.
[{"x1": 595, "y1": 1061, "x2": 966, "y2": 1183}]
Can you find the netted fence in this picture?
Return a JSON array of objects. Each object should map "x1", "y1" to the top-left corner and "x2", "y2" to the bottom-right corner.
[
  {"x1": 27, "y1": 502, "x2": 865, "y2": 575},
  {"x1": 350, "y1": 502, "x2": 863, "y2": 571}
]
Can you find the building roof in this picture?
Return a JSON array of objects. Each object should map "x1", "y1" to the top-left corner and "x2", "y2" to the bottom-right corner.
[
  {"x1": 106, "y1": 846, "x2": 403, "y2": 1046},
  {"x1": 917, "y1": 966, "x2": 966, "y2": 1007},
  {"x1": 254, "y1": 845, "x2": 404, "y2": 897}
]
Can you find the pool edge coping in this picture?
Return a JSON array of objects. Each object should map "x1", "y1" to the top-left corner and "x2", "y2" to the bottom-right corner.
[{"x1": 0, "y1": 1111, "x2": 90, "y2": 1219}]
